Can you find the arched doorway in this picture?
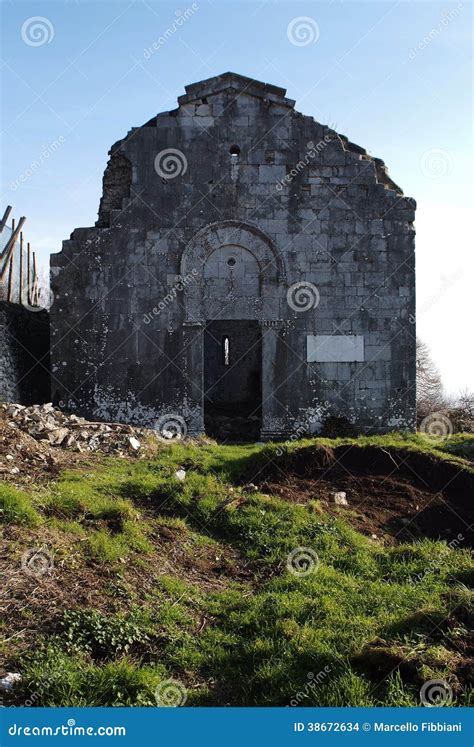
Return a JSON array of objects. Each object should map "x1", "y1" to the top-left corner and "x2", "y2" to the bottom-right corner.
[{"x1": 180, "y1": 222, "x2": 285, "y2": 440}]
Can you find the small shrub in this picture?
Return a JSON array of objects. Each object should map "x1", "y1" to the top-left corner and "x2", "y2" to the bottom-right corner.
[{"x1": 59, "y1": 609, "x2": 148, "y2": 659}]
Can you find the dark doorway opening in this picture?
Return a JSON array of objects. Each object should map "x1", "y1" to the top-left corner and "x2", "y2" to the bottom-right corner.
[{"x1": 204, "y1": 320, "x2": 262, "y2": 441}]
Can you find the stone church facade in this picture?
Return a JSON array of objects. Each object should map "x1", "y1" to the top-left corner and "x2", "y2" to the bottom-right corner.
[{"x1": 50, "y1": 73, "x2": 416, "y2": 439}]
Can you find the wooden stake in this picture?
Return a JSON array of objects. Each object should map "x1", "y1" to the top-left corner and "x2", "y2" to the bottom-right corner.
[
  {"x1": 0, "y1": 206, "x2": 12, "y2": 234},
  {"x1": 7, "y1": 254, "x2": 13, "y2": 302},
  {"x1": 19, "y1": 231, "x2": 24, "y2": 305},
  {"x1": 32, "y1": 251, "x2": 38, "y2": 306},
  {"x1": 0, "y1": 215, "x2": 26, "y2": 264},
  {"x1": 27, "y1": 242, "x2": 31, "y2": 305}
]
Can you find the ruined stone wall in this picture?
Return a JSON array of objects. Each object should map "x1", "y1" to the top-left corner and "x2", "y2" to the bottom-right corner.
[
  {"x1": 0, "y1": 302, "x2": 50, "y2": 405},
  {"x1": 50, "y1": 74, "x2": 415, "y2": 436}
]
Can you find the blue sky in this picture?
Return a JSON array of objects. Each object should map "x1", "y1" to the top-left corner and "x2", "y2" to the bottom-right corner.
[{"x1": 1, "y1": 0, "x2": 472, "y2": 393}]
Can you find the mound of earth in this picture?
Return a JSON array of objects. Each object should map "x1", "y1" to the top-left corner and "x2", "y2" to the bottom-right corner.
[{"x1": 257, "y1": 444, "x2": 474, "y2": 546}]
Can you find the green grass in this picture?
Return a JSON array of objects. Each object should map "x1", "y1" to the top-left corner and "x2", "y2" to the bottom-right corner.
[
  {"x1": 0, "y1": 484, "x2": 41, "y2": 526},
  {"x1": 18, "y1": 644, "x2": 167, "y2": 706},
  {"x1": 3, "y1": 434, "x2": 473, "y2": 707}
]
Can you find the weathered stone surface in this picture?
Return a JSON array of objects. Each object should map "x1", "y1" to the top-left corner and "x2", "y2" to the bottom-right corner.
[
  {"x1": 50, "y1": 72, "x2": 416, "y2": 438},
  {"x1": 0, "y1": 302, "x2": 50, "y2": 405}
]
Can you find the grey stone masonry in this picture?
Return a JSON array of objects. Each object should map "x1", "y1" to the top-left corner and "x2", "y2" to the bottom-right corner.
[
  {"x1": 50, "y1": 72, "x2": 416, "y2": 437},
  {"x1": 0, "y1": 302, "x2": 50, "y2": 405}
]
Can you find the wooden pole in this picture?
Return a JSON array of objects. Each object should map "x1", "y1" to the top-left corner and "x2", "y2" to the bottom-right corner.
[
  {"x1": 27, "y1": 242, "x2": 31, "y2": 305},
  {"x1": 0, "y1": 206, "x2": 12, "y2": 234},
  {"x1": 7, "y1": 218, "x2": 15, "y2": 302},
  {"x1": 32, "y1": 251, "x2": 38, "y2": 306},
  {"x1": 7, "y1": 257, "x2": 13, "y2": 302},
  {"x1": 0, "y1": 215, "x2": 26, "y2": 263},
  {"x1": 19, "y1": 231, "x2": 24, "y2": 305}
]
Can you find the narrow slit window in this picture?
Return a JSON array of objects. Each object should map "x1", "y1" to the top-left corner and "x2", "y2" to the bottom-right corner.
[{"x1": 223, "y1": 336, "x2": 230, "y2": 366}]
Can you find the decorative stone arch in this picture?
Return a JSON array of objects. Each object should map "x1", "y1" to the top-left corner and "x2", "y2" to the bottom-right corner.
[{"x1": 180, "y1": 220, "x2": 286, "y2": 323}]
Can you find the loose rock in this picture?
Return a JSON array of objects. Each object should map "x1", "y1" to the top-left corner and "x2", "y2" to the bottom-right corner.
[
  {"x1": 0, "y1": 402, "x2": 160, "y2": 460},
  {"x1": 0, "y1": 673, "x2": 22, "y2": 692},
  {"x1": 331, "y1": 491, "x2": 348, "y2": 506}
]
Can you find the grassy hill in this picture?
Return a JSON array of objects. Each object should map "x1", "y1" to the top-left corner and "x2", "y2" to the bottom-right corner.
[{"x1": 1, "y1": 434, "x2": 473, "y2": 707}]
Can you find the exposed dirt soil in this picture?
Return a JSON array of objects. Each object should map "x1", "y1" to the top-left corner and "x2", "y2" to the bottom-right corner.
[
  {"x1": 256, "y1": 445, "x2": 474, "y2": 546},
  {"x1": 351, "y1": 595, "x2": 474, "y2": 694},
  {"x1": 0, "y1": 519, "x2": 253, "y2": 672}
]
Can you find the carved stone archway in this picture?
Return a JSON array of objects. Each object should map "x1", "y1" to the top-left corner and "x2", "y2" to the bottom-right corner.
[
  {"x1": 179, "y1": 221, "x2": 286, "y2": 438},
  {"x1": 180, "y1": 221, "x2": 286, "y2": 323}
]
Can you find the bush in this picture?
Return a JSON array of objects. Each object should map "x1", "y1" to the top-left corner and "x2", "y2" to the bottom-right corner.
[{"x1": 58, "y1": 609, "x2": 148, "y2": 659}]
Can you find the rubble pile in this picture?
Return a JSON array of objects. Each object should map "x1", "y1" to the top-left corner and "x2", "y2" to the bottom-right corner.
[{"x1": 0, "y1": 403, "x2": 155, "y2": 460}]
